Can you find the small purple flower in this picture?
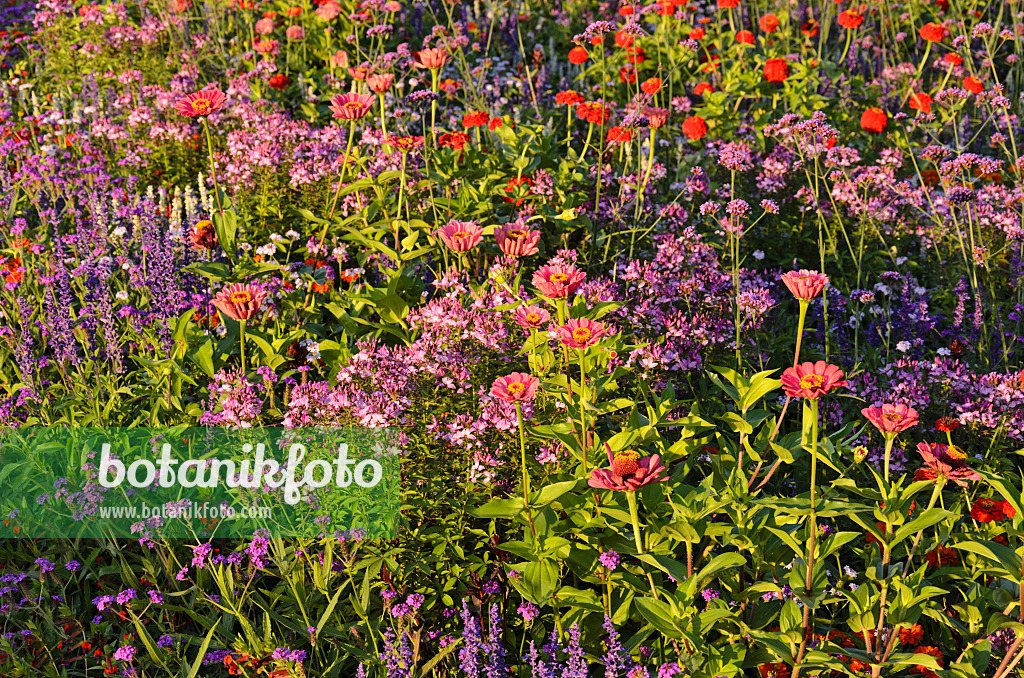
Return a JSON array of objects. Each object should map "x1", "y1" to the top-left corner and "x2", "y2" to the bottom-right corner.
[
  {"x1": 35, "y1": 558, "x2": 54, "y2": 574},
  {"x1": 599, "y1": 551, "x2": 620, "y2": 571},
  {"x1": 518, "y1": 602, "x2": 539, "y2": 623},
  {"x1": 176, "y1": 567, "x2": 189, "y2": 581},
  {"x1": 113, "y1": 645, "x2": 136, "y2": 662},
  {"x1": 148, "y1": 590, "x2": 164, "y2": 605},
  {"x1": 65, "y1": 561, "x2": 81, "y2": 573},
  {"x1": 116, "y1": 589, "x2": 137, "y2": 605}
]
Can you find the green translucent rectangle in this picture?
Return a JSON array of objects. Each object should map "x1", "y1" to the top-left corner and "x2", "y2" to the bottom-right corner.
[{"x1": 0, "y1": 427, "x2": 400, "y2": 539}]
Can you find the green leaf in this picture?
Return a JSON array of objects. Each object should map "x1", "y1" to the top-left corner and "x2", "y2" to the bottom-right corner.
[
  {"x1": 471, "y1": 497, "x2": 526, "y2": 519},
  {"x1": 187, "y1": 625, "x2": 220, "y2": 678}
]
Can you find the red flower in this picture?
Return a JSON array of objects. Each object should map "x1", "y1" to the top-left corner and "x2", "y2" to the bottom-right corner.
[
  {"x1": 626, "y1": 46, "x2": 646, "y2": 64},
  {"x1": 964, "y1": 76, "x2": 983, "y2": 93},
  {"x1": 717, "y1": 0, "x2": 739, "y2": 8},
  {"x1": 576, "y1": 102, "x2": 611, "y2": 124},
  {"x1": 909, "y1": 92, "x2": 933, "y2": 114},
  {"x1": 693, "y1": 82, "x2": 714, "y2": 96},
  {"x1": 924, "y1": 546, "x2": 959, "y2": 569},
  {"x1": 3, "y1": 257, "x2": 23, "y2": 283},
  {"x1": 910, "y1": 646, "x2": 944, "y2": 678},
  {"x1": 640, "y1": 77, "x2": 662, "y2": 95},
  {"x1": 568, "y1": 46, "x2": 589, "y2": 65},
  {"x1": 681, "y1": 115, "x2": 708, "y2": 141},
  {"x1": 759, "y1": 13, "x2": 780, "y2": 32},
  {"x1": 781, "y1": 361, "x2": 848, "y2": 399},
  {"x1": 860, "y1": 107, "x2": 888, "y2": 134},
  {"x1": 488, "y1": 117, "x2": 505, "y2": 130},
  {"x1": 944, "y1": 53, "x2": 963, "y2": 65},
  {"x1": 503, "y1": 176, "x2": 532, "y2": 206},
  {"x1": 801, "y1": 19, "x2": 819, "y2": 36},
  {"x1": 438, "y1": 131, "x2": 469, "y2": 150},
  {"x1": 935, "y1": 416, "x2": 960, "y2": 432},
  {"x1": 758, "y1": 663, "x2": 791, "y2": 678},
  {"x1": 615, "y1": 30, "x2": 634, "y2": 49},
  {"x1": 619, "y1": 65, "x2": 637, "y2": 84},
  {"x1": 898, "y1": 624, "x2": 924, "y2": 647},
  {"x1": 970, "y1": 497, "x2": 1013, "y2": 522},
  {"x1": 919, "y1": 22, "x2": 946, "y2": 42},
  {"x1": 689, "y1": 27, "x2": 705, "y2": 40},
  {"x1": 838, "y1": 9, "x2": 864, "y2": 28},
  {"x1": 555, "y1": 90, "x2": 584, "y2": 106},
  {"x1": 736, "y1": 30, "x2": 755, "y2": 44},
  {"x1": 915, "y1": 441, "x2": 980, "y2": 488},
  {"x1": 607, "y1": 126, "x2": 632, "y2": 143},
  {"x1": 764, "y1": 58, "x2": 789, "y2": 82},
  {"x1": 462, "y1": 111, "x2": 490, "y2": 128},
  {"x1": 268, "y1": 74, "x2": 290, "y2": 90}
]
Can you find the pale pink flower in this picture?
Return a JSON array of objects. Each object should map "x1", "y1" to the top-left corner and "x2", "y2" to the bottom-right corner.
[
  {"x1": 495, "y1": 222, "x2": 541, "y2": 257},
  {"x1": 212, "y1": 283, "x2": 266, "y2": 321},
  {"x1": 254, "y1": 39, "x2": 279, "y2": 55},
  {"x1": 490, "y1": 373, "x2": 540, "y2": 403},
  {"x1": 255, "y1": 17, "x2": 274, "y2": 34},
  {"x1": 329, "y1": 92, "x2": 375, "y2": 120},
  {"x1": 286, "y1": 25, "x2": 305, "y2": 41},
  {"x1": 781, "y1": 361, "x2": 848, "y2": 399},
  {"x1": 781, "y1": 269, "x2": 829, "y2": 301},
  {"x1": 513, "y1": 306, "x2": 551, "y2": 329},
  {"x1": 314, "y1": 1, "x2": 339, "y2": 20},
  {"x1": 329, "y1": 50, "x2": 348, "y2": 68},
  {"x1": 862, "y1": 403, "x2": 919, "y2": 435},
  {"x1": 174, "y1": 89, "x2": 227, "y2": 117},
  {"x1": 589, "y1": 445, "x2": 668, "y2": 492},
  {"x1": 412, "y1": 47, "x2": 448, "y2": 69},
  {"x1": 437, "y1": 220, "x2": 483, "y2": 253},
  {"x1": 556, "y1": 318, "x2": 610, "y2": 349},
  {"x1": 644, "y1": 106, "x2": 669, "y2": 130},
  {"x1": 367, "y1": 73, "x2": 395, "y2": 94},
  {"x1": 532, "y1": 264, "x2": 585, "y2": 298}
]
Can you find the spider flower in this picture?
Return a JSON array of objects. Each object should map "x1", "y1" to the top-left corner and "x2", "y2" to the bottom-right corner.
[
  {"x1": 781, "y1": 361, "x2": 848, "y2": 399},
  {"x1": 861, "y1": 403, "x2": 919, "y2": 436},
  {"x1": 532, "y1": 265, "x2": 585, "y2": 298},
  {"x1": 212, "y1": 283, "x2": 266, "y2": 322},
  {"x1": 589, "y1": 447, "x2": 668, "y2": 492},
  {"x1": 915, "y1": 442, "x2": 981, "y2": 488},
  {"x1": 329, "y1": 92, "x2": 375, "y2": 121},
  {"x1": 556, "y1": 318, "x2": 610, "y2": 349},
  {"x1": 490, "y1": 373, "x2": 540, "y2": 403},
  {"x1": 174, "y1": 89, "x2": 227, "y2": 117},
  {"x1": 495, "y1": 222, "x2": 541, "y2": 257},
  {"x1": 437, "y1": 220, "x2": 483, "y2": 253}
]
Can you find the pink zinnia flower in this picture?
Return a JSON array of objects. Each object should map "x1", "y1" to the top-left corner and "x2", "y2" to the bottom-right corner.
[
  {"x1": 862, "y1": 403, "x2": 919, "y2": 435},
  {"x1": 437, "y1": 220, "x2": 483, "y2": 253},
  {"x1": 254, "y1": 39, "x2": 279, "y2": 55},
  {"x1": 367, "y1": 73, "x2": 394, "y2": 93},
  {"x1": 383, "y1": 135, "x2": 425, "y2": 152},
  {"x1": 915, "y1": 442, "x2": 981, "y2": 488},
  {"x1": 255, "y1": 17, "x2": 274, "y2": 34},
  {"x1": 781, "y1": 361, "x2": 848, "y2": 399},
  {"x1": 532, "y1": 264, "x2": 585, "y2": 298},
  {"x1": 329, "y1": 92, "x2": 374, "y2": 121},
  {"x1": 513, "y1": 306, "x2": 551, "y2": 329},
  {"x1": 556, "y1": 318, "x2": 610, "y2": 349},
  {"x1": 589, "y1": 445, "x2": 668, "y2": 492},
  {"x1": 286, "y1": 25, "x2": 305, "y2": 40},
  {"x1": 412, "y1": 47, "x2": 448, "y2": 70},
  {"x1": 314, "y1": 1, "x2": 339, "y2": 20},
  {"x1": 781, "y1": 269, "x2": 829, "y2": 301},
  {"x1": 490, "y1": 372, "x2": 540, "y2": 403},
  {"x1": 330, "y1": 50, "x2": 348, "y2": 68},
  {"x1": 212, "y1": 283, "x2": 266, "y2": 321},
  {"x1": 495, "y1": 222, "x2": 541, "y2": 257},
  {"x1": 174, "y1": 89, "x2": 227, "y2": 117}
]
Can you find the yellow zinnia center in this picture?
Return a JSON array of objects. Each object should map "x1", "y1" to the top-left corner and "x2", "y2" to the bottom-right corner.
[
  {"x1": 798, "y1": 374, "x2": 824, "y2": 389},
  {"x1": 507, "y1": 229, "x2": 525, "y2": 240},
  {"x1": 550, "y1": 273, "x2": 569, "y2": 282},
  {"x1": 946, "y1": 445, "x2": 967, "y2": 461},
  {"x1": 193, "y1": 99, "x2": 211, "y2": 113},
  {"x1": 230, "y1": 291, "x2": 252, "y2": 303},
  {"x1": 453, "y1": 231, "x2": 468, "y2": 238},
  {"x1": 526, "y1": 313, "x2": 539, "y2": 323},
  {"x1": 507, "y1": 382, "x2": 525, "y2": 394},
  {"x1": 572, "y1": 328, "x2": 592, "y2": 343}
]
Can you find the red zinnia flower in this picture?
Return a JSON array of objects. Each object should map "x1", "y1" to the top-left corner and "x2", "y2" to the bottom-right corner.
[
  {"x1": 915, "y1": 442, "x2": 981, "y2": 488},
  {"x1": 462, "y1": 111, "x2": 490, "y2": 128},
  {"x1": 910, "y1": 646, "x2": 944, "y2": 678},
  {"x1": 763, "y1": 58, "x2": 789, "y2": 82},
  {"x1": 174, "y1": 89, "x2": 227, "y2": 117},
  {"x1": 438, "y1": 131, "x2": 469, "y2": 150},
  {"x1": 640, "y1": 77, "x2": 662, "y2": 95},
  {"x1": 503, "y1": 175, "x2": 533, "y2": 206},
  {"x1": 838, "y1": 9, "x2": 864, "y2": 28},
  {"x1": 759, "y1": 13, "x2": 780, "y2": 32},
  {"x1": 555, "y1": 90, "x2": 585, "y2": 106},
  {"x1": 908, "y1": 92, "x2": 933, "y2": 114},
  {"x1": 607, "y1": 126, "x2": 633, "y2": 143},
  {"x1": 576, "y1": 102, "x2": 611, "y2": 124},
  {"x1": 919, "y1": 22, "x2": 946, "y2": 41},
  {"x1": 963, "y1": 76, "x2": 983, "y2": 93},
  {"x1": 802, "y1": 19, "x2": 820, "y2": 36},
  {"x1": 717, "y1": 0, "x2": 739, "y2": 8},
  {"x1": 681, "y1": 115, "x2": 708, "y2": 140},
  {"x1": 898, "y1": 624, "x2": 924, "y2": 647},
  {"x1": 268, "y1": 74, "x2": 290, "y2": 90},
  {"x1": 568, "y1": 46, "x2": 589, "y2": 65},
  {"x1": 615, "y1": 30, "x2": 634, "y2": 48},
  {"x1": 944, "y1": 53, "x2": 963, "y2": 65},
  {"x1": 736, "y1": 30, "x2": 755, "y2": 44},
  {"x1": 781, "y1": 361, "x2": 848, "y2": 399},
  {"x1": 935, "y1": 416, "x2": 960, "y2": 432},
  {"x1": 970, "y1": 497, "x2": 1013, "y2": 522},
  {"x1": 860, "y1": 107, "x2": 888, "y2": 134},
  {"x1": 619, "y1": 65, "x2": 637, "y2": 84},
  {"x1": 693, "y1": 82, "x2": 714, "y2": 96},
  {"x1": 689, "y1": 27, "x2": 705, "y2": 40}
]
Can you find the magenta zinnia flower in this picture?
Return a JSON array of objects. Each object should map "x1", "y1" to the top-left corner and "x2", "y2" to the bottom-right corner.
[
  {"x1": 329, "y1": 92, "x2": 375, "y2": 121},
  {"x1": 513, "y1": 306, "x2": 551, "y2": 329},
  {"x1": 174, "y1": 89, "x2": 227, "y2": 117},
  {"x1": 915, "y1": 442, "x2": 981, "y2": 488},
  {"x1": 862, "y1": 403, "x2": 919, "y2": 435},
  {"x1": 556, "y1": 318, "x2": 610, "y2": 349},
  {"x1": 589, "y1": 446, "x2": 668, "y2": 492},
  {"x1": 490, "y1": 373, "x2": 540, "y2": 403},
  {"x1": 532, "y1": 264, "x2": 585, "y2": 298},
  {"x1": 495, "y1": 222, "x2": 541, "y2": 257},
  {"x1": 781, "y1": 361, "x2": 848, "y2": 399},
  {"x1": 781, "y1": 269, "x2": 829, "y2": 301},
  {"x1": 383, "y1": 135, "x2": 425, "y2": 152},
  {"x1": 212, "y1": 283, "x2": 266, "y2": 321},
  {"x1": 437, "y1": 220, "x2": 483, "y2": 253}
]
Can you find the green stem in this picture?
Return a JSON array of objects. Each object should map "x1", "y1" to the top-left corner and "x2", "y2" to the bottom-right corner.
[
  {"x1": 202, "y1": 117, "x2": 224, "y2": 215},
  {"x1": 626, "y1": 490, "x2": 659, "y2": 600},
  {"x1": 516, "y1": 402, "x2": 530, "y2": 504},
  {"x1": 239, "y1": 318, "x2": 247, "y2": 376}
]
